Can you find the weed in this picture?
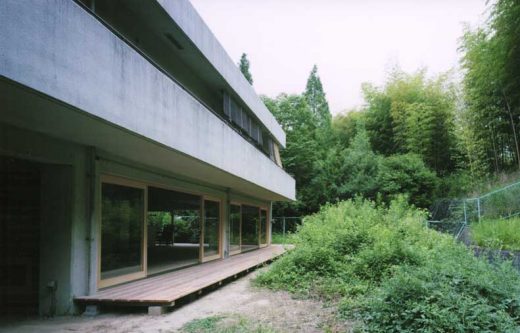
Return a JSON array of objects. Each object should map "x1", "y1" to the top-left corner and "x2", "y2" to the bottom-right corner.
[
  {"x1": 180, "y1": 314, "x2": 277, "y2": 333},
  {"x1": 256, "y1": 197, "x2": 520, "y2": 331},
  {"x1": 471, "y1": 218, "x2": 520, "y2": 251}
]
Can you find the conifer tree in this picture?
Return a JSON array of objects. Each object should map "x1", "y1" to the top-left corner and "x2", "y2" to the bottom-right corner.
[
  {"x1": 304, "y1": 65, "x2": 331, "y2": 127},
  {"x1": 238, "y1": 53, "x2": 253, "y2": 85}
]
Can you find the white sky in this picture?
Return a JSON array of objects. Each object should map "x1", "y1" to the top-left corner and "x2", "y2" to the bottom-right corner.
[{"x1": 190, "y1": 0, "x2": 488, "y2": 114}]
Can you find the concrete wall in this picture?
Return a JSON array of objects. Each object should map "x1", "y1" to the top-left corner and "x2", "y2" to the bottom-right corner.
[
  {"x1": 0, "y1": 124, "x2": 91, "y2": 315},
  {"x1": 1, "y1": 123, "x2": 273, "y2": 314},
  {"x1": 156, "y1": 0, "x2": 286, "y2": 147},
  {"x1": 0, "y1": 0, "x2": 295, "y2": 201},
  {"x1": 40, "y1": 165, "x2": 73, "y2": 315}
]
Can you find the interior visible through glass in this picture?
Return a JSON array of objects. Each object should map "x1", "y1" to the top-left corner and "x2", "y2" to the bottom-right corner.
[
  {"x1": 101, "y1": 182, "x2": 144, "y2": 280},
  {"x1": 147, "y1": 187, "x2": 201, "y2": 274},
  {"x1": 203, "y1": 200, "x2": 220, "y2": 257},
  {"x1": 260, "y1": 209, "x2": 268, "y2": 244},
  {"x1": 241, "y1": 205, "x2": 259, "y2": 252},
  {"x1": 229, "y1": 204, "x2": 241, "y2": 253}
]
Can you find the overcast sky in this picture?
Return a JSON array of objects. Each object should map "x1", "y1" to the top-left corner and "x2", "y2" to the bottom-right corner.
[{"x1": 190, "y1": 0, "x2": 488, "y2": 115}]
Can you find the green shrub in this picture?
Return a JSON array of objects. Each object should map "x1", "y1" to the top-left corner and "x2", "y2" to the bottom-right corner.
[
  {"x1": 256, "y1": 197, "x2": 520, "y2": 331},
  {"x1": 378, "y1": 153, "x2": 439, "y2": 208},
  {"x1": 270, "y1": 232, "x2": 296, "y2": 245},
  {"x1": 471, "y1": 218, "x2": 520, "y2": 251}
]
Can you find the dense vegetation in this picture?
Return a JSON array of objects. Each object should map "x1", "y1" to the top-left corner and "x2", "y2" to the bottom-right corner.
[
  {"x1": 246, "y1": 1, "x2": 520, "y2": 331},
  {"x1": 264, "y1": 66, "x2": 458, "y2": 216},
  {"x1": 256, "y1": 199, "x2": 520, "y2": 332},
  {"x1": 459, "y1": 0, "x2": 520, "y2": 175},
  {"x1": 256, "y1": 0, "x2": 520, "y2": 218},
  {"x1": 472, "y1": 218, "x2": 520, "y2": 251}
]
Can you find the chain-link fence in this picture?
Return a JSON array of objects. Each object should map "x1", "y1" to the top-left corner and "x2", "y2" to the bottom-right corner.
[
  {"x1": 271, "y1": 217, "x2": 302, "y2": 244},
  {"x1": 429, "y1": 180, "x2": 520, "y2": 240}
]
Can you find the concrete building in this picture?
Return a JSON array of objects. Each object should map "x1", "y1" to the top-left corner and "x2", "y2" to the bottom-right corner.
[{"x1": 0, "y1": 0, "x2": 295, "y2": 316}]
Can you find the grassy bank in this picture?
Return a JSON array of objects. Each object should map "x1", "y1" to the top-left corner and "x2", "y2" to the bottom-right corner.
[
  {"x1": 471, "y1": 218, "x2": 520, "y2": 251},
  {"x1": 256, "y1": 197, "x2": 520, "y2": 332}
]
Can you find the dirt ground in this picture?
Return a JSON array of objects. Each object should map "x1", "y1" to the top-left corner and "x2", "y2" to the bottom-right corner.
[{"x1": 0, "y1": 270, "x2": 349, "y2": 333}]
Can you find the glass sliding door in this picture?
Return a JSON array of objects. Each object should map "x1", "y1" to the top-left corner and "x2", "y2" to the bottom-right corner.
[
  {"x1": 99, "y1": 178, "x2": 146, "y2": 287},
  {"x1": 241, "y1": 205, "x2": 259, "y2": 252},
  {"x1": 147, "y1": 187, "x2": 201, "y2": 274},
  {"x1": 260, "y1": 209, "x2": 268, "y2": 246},
  {"x1": 229, "y1": 204, "x2": 241, "y2": 255},
  {"x1": 203, "y1": 199, "x2": 221, "y2": 260}
]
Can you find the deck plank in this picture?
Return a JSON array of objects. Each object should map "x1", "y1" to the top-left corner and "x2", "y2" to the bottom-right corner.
[{"x1": 75, "y1": 245, "x2": 286, "y2": 306}]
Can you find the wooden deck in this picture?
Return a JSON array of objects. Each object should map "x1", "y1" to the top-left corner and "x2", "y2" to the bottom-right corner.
[{"x1": 75, "y1": 245, "x2": 286, "y2": 309}]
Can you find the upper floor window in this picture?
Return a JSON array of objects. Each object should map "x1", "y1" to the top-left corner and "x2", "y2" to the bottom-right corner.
[{"x1": 223, "y1": 92, "x2": 282, "y2": 168}]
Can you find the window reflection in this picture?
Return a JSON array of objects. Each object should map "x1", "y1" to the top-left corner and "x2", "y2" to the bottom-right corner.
[
  {"x1": 147, "y1": 187, "x2": 201, "y2": 274},
  {"x1": 203, "y1": 200, "x2": 220, "y2": 257},
  {"x1": 241, "y1": 205, "x2": 259, "y2": 252},
  {"x1": 101, "y1": 183, "x2": 144, "y2": 280},
  {"x1": 230, "y1": 204, "x2": 241, "y2": 252},
  {"x1": 260, "y1": 209, "x2": 268, "y2": 244}
]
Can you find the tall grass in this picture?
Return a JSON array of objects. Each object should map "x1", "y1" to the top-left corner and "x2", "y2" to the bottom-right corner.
[
  {"x1": 256, "y1": 197, "x2": 520, "y2": 332},
  {"x1": 270, "y1": 232, "x2": 296, "y2": 244},
  {"x1": 471, "y1": 217, "x2": 520, "y2": 251}
]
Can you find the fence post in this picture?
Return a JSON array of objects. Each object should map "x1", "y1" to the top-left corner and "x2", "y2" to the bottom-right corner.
[
  {"x1": 282, "y1": 217, "x2": 286, "y2": 239},
  {"x1": 477, "y1": 197, "x2": 481, "y2": 223},
  {"x1": 463, "y1": 200, "x2": 467, "y2": 224}
]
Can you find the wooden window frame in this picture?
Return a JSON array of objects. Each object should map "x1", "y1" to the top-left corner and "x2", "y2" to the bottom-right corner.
[
  {"x1": 201, "y1": 196, "x2": 223, "y2": 263},
  {"x1": 97, "y1": 174, "x2": 277, "y2": 289},
  {"x1": 230, "y1": 202, "x2": 270, "y2": 253},
  {"x1": 229, "y1": 202, "x2": 243, "y2": 256},
  {"x1": 97, "y1": 175, "x2": 148, "y2": 289},
  {"x1": 259, "y1": 207, "x2": 269, "y2": 247}
]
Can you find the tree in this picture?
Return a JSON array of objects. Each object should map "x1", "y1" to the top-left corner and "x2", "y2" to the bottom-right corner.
[
  {"x1": 362, "y1": 83, "x2": 395, "y2": 155},
  {"x1": 332, "y1": 109, "x2": 365, "y2": 148},
  {"x1": 378, "y1": 154, "x2": 438, "y2": 208},
  {"x1": 238, "y1": 53, "x2": 253, "y2": 85},
  {"x1": 304, "y1": 65, "x2": 331, "y2": 127},
  {"x1": 360, "y1": 69, "x2": 458, "y2": 175},
  {"x1": 458, "y1": 0, "x2": 520, "y2": 174},
  {"x1": 334, "y1": 128, "x2": 380, "y2": 200},
  {"x1": 263, "y1": 94, "x2": 322, "y2": 214}
]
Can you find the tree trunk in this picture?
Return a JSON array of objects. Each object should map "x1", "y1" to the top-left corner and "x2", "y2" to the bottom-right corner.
[
  {"x1": 490, "y1": 124, "x2": 499, "y2": 173},
  {"x1": 503, "y1": 90, "x2": 520, "y2": 170}
]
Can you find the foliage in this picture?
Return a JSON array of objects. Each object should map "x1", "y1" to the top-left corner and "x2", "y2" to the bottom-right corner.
[
  {"x1": 459, "y1": 0, "x2": 520, "y2": 174},
  {"x1": 180, "y1": 314, "x2": 277, "y2": 333},
  {"x1": 238, "y1": 53, "x2": 253, "y2": 85},
  {"x1": 266, "y1": 87, "x2": 442, "y2": 214},
  {"x1": 256, "y1": 198, "x2": 520, "y2": 332},
  {"x1": 362, "y1": 69, "x2": 459, "y2": 176},
  {"x1": 312, "y1": 128, "x2": 380, "y2": 204},
  {"x1": 378, "y1": 153, "x2": 438, "y2": 208},
  {"x1": 270, "y1": 232, "x2": 296, "y2": 245},
  {"x1": 332, "y1": 108, "x2": 365, "y2": 148},
  {"x1": 436, "y1": 170, "x2": 475, "y2": 199},
  {"x1": 304, "y1": 65, "x2": 332, "y2": 128},
  {"x1": 263, "y1": 93, "x2": 325, "y2": 214},
  {"x1": 471, "y1": 218, "x2": 520, "y2": 251}
]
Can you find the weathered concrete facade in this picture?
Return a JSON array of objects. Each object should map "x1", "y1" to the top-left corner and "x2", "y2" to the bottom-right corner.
[{"x1": 0, "y1": 0, "x2": 295, "y2": 316}]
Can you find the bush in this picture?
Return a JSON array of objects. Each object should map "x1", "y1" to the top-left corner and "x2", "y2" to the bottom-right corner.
[
  {"x1": 378, "y1": 153, "x2": 438, "y2": 208},
  {"x1": 256, "y1": 197, "x2": 520, "y2": 331}
]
